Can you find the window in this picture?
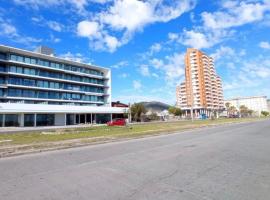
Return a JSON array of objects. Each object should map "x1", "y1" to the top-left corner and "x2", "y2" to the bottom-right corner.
[
  {"x1": 0, "y1": 89, "x2": 4, "y2": 97},
  {"x1": 23, "y1": 79, "x2": 35, "y2": 86},
  {"x1": 0, "y1": 65, "x2": 5, "y2": 72},
  {"x1": 25, "y1": 57, "x2": 31, "y2": 64},
  {"x1": 36, "y1": 114, "x2": 54, "y2": 126},
  {"x1": 9, "y1": 77, "x2": 22, "y2": 85},
  {"x1": 24, "y1": 68, "x2": 35, "y2": 75},
  {"x1": 48, "y1": 91, "x2": 60, "y2": 99},
  {"x1": 0, "y1": 76, "x2": 5, "y2": 84},
  {"x1": 10, "y1": 54, "x2": 17, "y2": 61},
  {"x1": 22, "y1": 89, "x2": 36, "y2": 98},
  {"x1": 8, "y1": 88, "x2": 21, "y2": 97},
  {"x1": 24, "y1": 114, "x2": 35, "y2": 127},
  {"x1": 38, "y1": 91, "x2": 48, "y2": 99},
  {"x1": 17, "y1": 56, "x2": 23, "y2": 62},
  {"x1": 0, "y1": 53, "x2": 6, "y2": 60},
  {"x1": 5, "y1": 114, "x2": 19, "y2": 127},
  {"x1": 30, "y1": 58, "x2": 37, "y2": 65}
]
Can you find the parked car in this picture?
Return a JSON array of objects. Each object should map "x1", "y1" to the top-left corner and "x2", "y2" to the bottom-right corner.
[{"x1": 107, "y1": 118, "x2": 126, "y2": 126}]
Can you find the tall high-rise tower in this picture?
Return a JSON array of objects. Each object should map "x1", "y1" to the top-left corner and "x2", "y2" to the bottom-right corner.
[{"x1": 176, "y1": 48, "x2": 224, "y2": 117}]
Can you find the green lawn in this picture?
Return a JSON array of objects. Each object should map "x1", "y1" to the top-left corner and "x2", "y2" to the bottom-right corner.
[{"x1": 0, "y1": 118, "x2": 263, "y2": 147}]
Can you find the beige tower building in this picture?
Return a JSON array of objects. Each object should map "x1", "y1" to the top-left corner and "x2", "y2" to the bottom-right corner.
[{"x1": 176, "y1": 48, "x2": 224, "y2": 118}]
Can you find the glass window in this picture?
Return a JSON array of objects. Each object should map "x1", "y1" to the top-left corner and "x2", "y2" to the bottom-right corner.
[
  {"x1": 38, "y1": 91, "x2": 48, "y2": 99},
  {"x1": 24, "y1": 114, "x2": 35, "y2": 127},
  {"x1": 0, "y1": 114, "x2": 3, "y2": 127},
  {"x1": 5, "y1": 114, "x2": 19, "y2": 127},
  {"x1": 36, "y1": 114, "x2": 54, "y2": 126},
  {"x1": 43, "y1": 61, "x2": 49, "y2": 67},
  {"x1": 17, "y1": 56, "x2": 23, "y2": 62},
  {"x1": 22, "y1": 89, "x2": 36, "y2": 98},
  {"x1": 10, "y1": 66, "x2": 17, "y2": 73},
  {"x1": 10, "y1": 54, "x2": 17, "y2": 61},
  {"x1": 23, "y1": 79, "x2": 35, "y2": 86},
  {"x1": 8, "y1": 88, "x2": 21, "y2": 97},
  {"x1": 0, "y1": 65, "x2": 5, "y2": 72},
  {"x1": 0, "y1": 53, "x2": 6, "y2": 60},
  {"x1": 0, "y1": 76, "x2": 5, "y2": 84},
  {"x1": 30, "y1": 58, "x2": 36, "y2": 65},
  {"x1": 0, "y1": 89, "x2": 4, "y2": 97},
  {"x1": 17, "y1": 66, "x2": 23, "y2": 73},
  {"x1": 24, "y1": 68, "x2": 35, "y2": 75},
  {"x1": 25, "y1": 57, "x2": 31, "y2": 64}
]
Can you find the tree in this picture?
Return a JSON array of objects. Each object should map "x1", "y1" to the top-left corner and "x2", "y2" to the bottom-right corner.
[
  {"x1": 168, "y1": 106, "x2": 182, "y2": 116},
  {"x1": 239, "y1": 105, "x2": 249, "y2": 117},
  {"x1": 225, "y1": 102, "x2": 230, "y2": 116},
  {"x1": 228, "y1": 105, "x2": 237, "y2": 116},
  {"x1": 130, "y1": 103, "x2": 146, "y2": 122},
  {"x1": 261, "y1": 111, "x2": 269, "y2": 117}
]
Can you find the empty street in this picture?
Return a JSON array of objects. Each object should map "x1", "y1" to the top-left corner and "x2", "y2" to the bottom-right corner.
[{"x1": 0, "y1": 120, "x2": 270, "y2": 200}]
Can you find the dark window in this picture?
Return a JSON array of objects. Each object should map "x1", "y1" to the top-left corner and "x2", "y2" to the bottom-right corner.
[
  {"x1": 24, "y1": 114, "x2": 35, "y2": 127},
  {"x1": 5, "y1": 114, "x2": 19, "y2": 127},
  {"x1": 36, "y1": 114, "x2": 54, "y2": 126},
  {"x1": 0, "y1": 53, "x2": 6, "y2": 60},
  {"x1": 22, "y1": 89, "x2": 36, "y2": 98},
  {"x1": 8, "y1": 88, "x2": 21, "y2": 97}
]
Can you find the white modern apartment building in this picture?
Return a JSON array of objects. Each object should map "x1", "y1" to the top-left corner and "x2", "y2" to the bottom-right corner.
[
  {"x1": 176, "y1": 48, "x2": 224, "y2": 118},
  {"x1": 0, "y1": 45, "x2": 127, "y2": 127},
  {"x1": 225, "y1": 96, "x2": 268, "y2": 116}
]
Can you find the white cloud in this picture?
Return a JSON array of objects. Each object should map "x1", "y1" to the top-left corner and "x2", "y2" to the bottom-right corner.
[
  {"x1": 119, "y1": 73, "x2": 129, "y2": 78},
  {"x1": 180, "y1": 29, "x2": 233, "y2": 49},
  {"x1": 47, "y1": 21, "x2": 63, "y2": 32},
  {"x1": 133, "y1": 80, "x2": 142, "y2": 90},
  {"x1": 149, "y1": 43, "x2": 162, "y2": 55},
  {"x1": 0, "y1": 19, "x2": 42, "y2": 45},
  {"x1": 0, "y1": 23, "x2": 17, "y2": 35},
  {"x1": 77, "y1": 21, "x2": 100, "y2": 37},
  {"x1": 202, "y1": 1, "x2": 270, "y2": 30},
  {"x1": 150, "y1": 58, "x2": 164, "y2": 69},
  {"x1": 210, "y1": 46, "x2": 235, "y2": 61},
  {"x1": 163, "y1": 53, "x2": 185, "y2": 84},
  {"x1": 139, "y1": 64, "x2": 150, "y2": 76},
  {"x1": 110, "y1": 61, "x2": 128, "y2": 69},
  {"x1": 104, "y1": 35, "x2": 119, "y2": 52},
  {"x1": 259, "y1": 41, "x2": 270, "y2": 49},
  {"x1": 31, "y1": 17, "x2": 65, "y2": 32},
  {"x1": 77, "y1": 0, "x2": 196, "y2": 52},
  {"x1": 59, "y1": 52, "x2": 90, "y2": 63}
]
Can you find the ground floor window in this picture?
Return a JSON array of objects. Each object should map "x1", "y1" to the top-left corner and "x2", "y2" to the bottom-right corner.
[
  {"x1": 0, "y1": 114, "x2": 3, "y2": 127},
  {"x1": 5, "y1": 114, "x2": 19, "y2": 127},
  {"x1": 66, "y1": 114, "x2": 75, "y2": 125},
  {"x1": 95, "y1": 114, "x2": 111, "y2": 124},
  {"x1": 36, "y1": 114, "x2": 54, "y2": 126},
  {"x1": 24, "y1": 114, "x2": 35, "y2": 127}
]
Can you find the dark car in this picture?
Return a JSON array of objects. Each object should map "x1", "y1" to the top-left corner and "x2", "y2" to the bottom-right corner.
[{"x1": 107, "y1": 118, "x2": 126, "y2": 126}]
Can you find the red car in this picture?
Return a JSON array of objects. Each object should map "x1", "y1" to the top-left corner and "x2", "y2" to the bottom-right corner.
[{"x1": 107, "y1": 118, "x2": 126, "y2": 126}]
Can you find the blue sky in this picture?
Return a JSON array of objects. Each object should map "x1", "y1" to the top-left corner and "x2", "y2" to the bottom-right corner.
[{"x1": 0, "y1": 0, "x2": 270, "y2": 105}]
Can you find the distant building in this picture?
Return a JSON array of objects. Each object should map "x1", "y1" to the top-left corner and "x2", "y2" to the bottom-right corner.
[
  {"x1": 225, "y1": 96, "x2": 268, "y2": 116},
  {"x1": 268, "y1": 99, "x2": 270, "y2": 112},
  {"x1": 176, "y1": 48, "x2": 224, "y2": 118},
  {"x1": 112, "y1": 101, "x2": 128, "y2": 108}
]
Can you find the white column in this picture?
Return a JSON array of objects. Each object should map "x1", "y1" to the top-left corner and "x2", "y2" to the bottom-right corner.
[
  {"x1": 19, "y1": 114, "x2": 24, "y2": 127},
  {"x1": 34, "y1": 114, "x2": 37, "y2": 127}
]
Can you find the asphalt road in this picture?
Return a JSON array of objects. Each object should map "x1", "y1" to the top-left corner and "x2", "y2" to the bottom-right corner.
[{"x1": 1, "y1": 120, "x2": 270, "y2": 200}]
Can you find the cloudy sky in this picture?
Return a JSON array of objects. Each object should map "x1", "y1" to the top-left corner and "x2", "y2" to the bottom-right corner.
[{"x1": 0, "y1": 0, "x2": 270, "y2": 104}]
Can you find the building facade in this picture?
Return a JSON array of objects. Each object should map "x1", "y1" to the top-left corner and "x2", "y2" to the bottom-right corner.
[
  {"x1": 176, "y1": 48, "x2": 224, "y2": 118},
  {"x1": 0, "y1": 45, "x2": 127, "y2": 127},
  {"x1": 225, "y1": 96, "x2": 268, "y2": 116}
]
